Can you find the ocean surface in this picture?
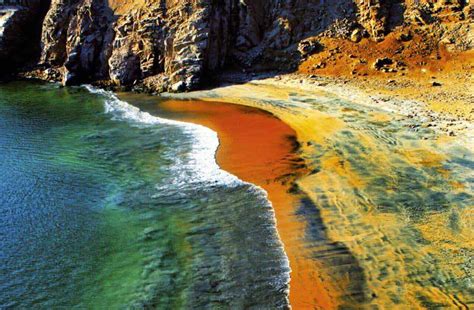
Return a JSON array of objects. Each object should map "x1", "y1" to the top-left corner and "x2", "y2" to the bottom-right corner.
[{"x1": 0, "y1": 81, "x2": 289, "y2": 308}]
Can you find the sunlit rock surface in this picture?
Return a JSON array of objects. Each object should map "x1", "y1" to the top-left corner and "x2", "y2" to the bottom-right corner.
[{"x1": 2, "y1": 0, "x2": 471, "y2": 89}]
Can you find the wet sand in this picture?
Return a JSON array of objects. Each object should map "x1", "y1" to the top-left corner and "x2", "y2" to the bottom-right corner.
[
  {"x1": 156, "y1": 99, "x2": 339, "y2": 309},
  {"x1": 126, "y1": 95, "x2": 338, "y2": 309}
]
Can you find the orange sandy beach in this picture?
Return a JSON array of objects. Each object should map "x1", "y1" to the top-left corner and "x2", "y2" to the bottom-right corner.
[{"x1": 119, "y1": 77, "x2": 473, "y2": 308}]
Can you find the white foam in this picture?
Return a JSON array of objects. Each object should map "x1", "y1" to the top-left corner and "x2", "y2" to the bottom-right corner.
[{"x1": 83, "y1": 85, "x2": 244, "y2": 187}]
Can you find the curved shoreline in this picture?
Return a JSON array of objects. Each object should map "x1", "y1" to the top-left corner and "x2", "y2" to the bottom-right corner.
[
  {"x1": 95, "y1": 78, "x2": 474, "y2": 308},
  {"x1": 120, "y1": 96, "x2": 341, "y2": 308},
  {"x1": 86, "y1": 86, "x2": 292, "y2": 307}
]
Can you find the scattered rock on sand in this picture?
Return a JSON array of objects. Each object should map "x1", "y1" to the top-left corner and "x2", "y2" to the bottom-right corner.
[
  {"x1": 298, "y1": 39, "x2": 321, "y2": 57},
  {"x1": 314, "y1": 62, "x2": 326, "y2": 69},
  {"x1": 350, "y1": 29, "x2": 363, "y2": 43},
  {"x1": 373, "y1": 57, "x2": 394, "y2": 71},
  {"x1": 171, "y1": 81, "x2": 186, "y2": 92}
]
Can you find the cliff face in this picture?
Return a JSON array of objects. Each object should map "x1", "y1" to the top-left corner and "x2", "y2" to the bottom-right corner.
[
  {"x1": 40, "y1": 0, "x2": 114, "y2": 84},
  {"x1": 1, "y1": 0, "x2": 472, "y2": 90}
]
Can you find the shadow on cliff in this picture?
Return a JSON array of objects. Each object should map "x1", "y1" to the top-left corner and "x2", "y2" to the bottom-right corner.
[
  {"x1": 0, "y1": 0, "x2": 51, "y2": 76},
  {"x1": 201, "y1": 0, "x2": 406, "y2": 90},
  {"x1": 57, "y1": 1, "x2": 118, "y2": 85},
  {"x1": 199, "y1": 0, "x2": 359, "y2": 89}
]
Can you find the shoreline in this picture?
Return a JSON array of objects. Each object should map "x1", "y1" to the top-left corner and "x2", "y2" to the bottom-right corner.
[
  {"x1": 161, "y1": 71, "x2": 473, "y2": 162},
  {"x1": 189, "y1": 71, "x2": 473, "y2": 138},
  {"x1": 7, "y1": 72, "x2": 473, "y2": 307},
  {"x1": 87, "y1": 86, "x2": 294, "y2": 307},
  {"x1": 117, "y1": 93, "x2": 341, "y2": 308}
]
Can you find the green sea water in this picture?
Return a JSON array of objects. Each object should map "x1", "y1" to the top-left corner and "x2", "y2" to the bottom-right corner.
[{"x1": 0, "y1": 81, "x2": 289, "y2": 308}]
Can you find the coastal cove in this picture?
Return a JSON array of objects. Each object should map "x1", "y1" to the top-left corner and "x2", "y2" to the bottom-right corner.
[
  {"x1": 0, "y1": 79, "x2": 472, "y2": 309},
  {"x1": 1, "y1": 0, "x2": 473, "y2": 308}
]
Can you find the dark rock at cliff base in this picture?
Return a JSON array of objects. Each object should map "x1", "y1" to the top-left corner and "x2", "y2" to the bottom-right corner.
[
  {"x1": 298, "y1": 39, "x2": 322, "y2": 57},
  {"x1": 0, "y1": 0, "x2": 49, "y2": 74},
  {"x1": 350, "y1": 29, "x2": 363, "y2": 43}
]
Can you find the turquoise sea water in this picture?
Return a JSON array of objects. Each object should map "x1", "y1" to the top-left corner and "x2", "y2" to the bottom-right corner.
[{"x1": 0, "y1": 81, "x2": 289, "y2": 308}]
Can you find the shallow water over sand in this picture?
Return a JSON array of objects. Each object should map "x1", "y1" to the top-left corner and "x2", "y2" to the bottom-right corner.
[{"x1": 294, "y1": 92, "x2": 473, "y2": 308}]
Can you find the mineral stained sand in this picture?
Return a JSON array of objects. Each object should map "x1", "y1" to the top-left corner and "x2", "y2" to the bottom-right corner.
[{"x1": 163, "y1": 81, "x2": 474, "y2": 308}]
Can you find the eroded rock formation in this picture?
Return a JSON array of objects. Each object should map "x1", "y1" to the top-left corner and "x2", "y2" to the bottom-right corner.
[{"x1": 1, "y1": 0, "x2": 472, "y2": 90}]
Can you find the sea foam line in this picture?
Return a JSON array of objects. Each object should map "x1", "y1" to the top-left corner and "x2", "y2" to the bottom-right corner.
[
  {"x1": 83, "y1": 85, "x2": 240, "y2": 187},
  {"x1": 83, "y1": 85, "x2": 291, "y2": 303}
]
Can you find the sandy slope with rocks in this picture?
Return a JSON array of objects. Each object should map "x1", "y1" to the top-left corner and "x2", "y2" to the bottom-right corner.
[
  {"x1": 277, "y1": 71, "x2": 473, "y2": 136},
  {"x1": 298, "y1": 31, "x2": 474, "y2": 122}
]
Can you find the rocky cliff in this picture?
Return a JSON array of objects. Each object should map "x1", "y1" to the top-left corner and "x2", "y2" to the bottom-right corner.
[{"x1": 0, "y1": 0, "x2": 472, "y2": 91}]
